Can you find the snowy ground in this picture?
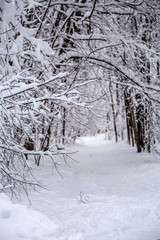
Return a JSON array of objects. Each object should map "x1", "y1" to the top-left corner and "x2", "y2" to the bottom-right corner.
[{"x1": 1, "y1": 134, "x2": 160, "y2": 240}]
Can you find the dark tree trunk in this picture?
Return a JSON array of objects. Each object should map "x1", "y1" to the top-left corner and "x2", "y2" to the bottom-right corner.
[{"x1": 109, "y1": 82, "x2": 118, "y2": 143}]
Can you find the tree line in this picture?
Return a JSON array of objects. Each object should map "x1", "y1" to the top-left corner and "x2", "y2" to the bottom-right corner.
[{"x1": 0, "y1": 0, "x2": 160, "y2": 196}]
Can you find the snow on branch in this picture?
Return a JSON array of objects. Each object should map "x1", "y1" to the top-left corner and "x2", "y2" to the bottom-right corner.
[{"x1": 2, "y1": 72, "x2": 69, "y2": 99}]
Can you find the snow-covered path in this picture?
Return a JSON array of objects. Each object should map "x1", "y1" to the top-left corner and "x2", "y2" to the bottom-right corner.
[
  {"x1": 1, "y1": 135, "x2": 160, "y2": 240},
  {"x1": 23, "y1": 135, "x2": 160, "y2": 240}
]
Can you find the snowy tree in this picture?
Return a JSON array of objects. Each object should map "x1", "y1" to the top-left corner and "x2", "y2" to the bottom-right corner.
[
  {"x1": 0, "y1": 0, "x2": 92, "y2": 196},
  {"x1": 54, "y1": 0, "x2": 160, "y2": 152},
  {"x1": 1, "y1": 0, "x2": 160, "y2": 196}
]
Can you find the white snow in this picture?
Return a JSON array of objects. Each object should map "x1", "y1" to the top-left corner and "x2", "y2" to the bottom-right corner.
[
  {"x1": 0, "y1": 193, "x2": 59, "y2": 240},
  {"x1": 1, "y1": 134, "x2": 160, "y2": 240}
]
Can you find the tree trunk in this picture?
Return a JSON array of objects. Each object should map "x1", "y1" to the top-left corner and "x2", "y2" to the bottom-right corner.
[
  {"x1": 109, "y1": 82, "x2": 118, "y2": 143},
  {"x1": 62, "y1": 107, "x2": 66, "y2": 144}
]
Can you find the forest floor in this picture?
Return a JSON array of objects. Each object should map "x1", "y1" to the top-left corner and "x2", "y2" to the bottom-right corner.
[{"x1": 1, "y1": 134, "x2": 160, "y2": 240}]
